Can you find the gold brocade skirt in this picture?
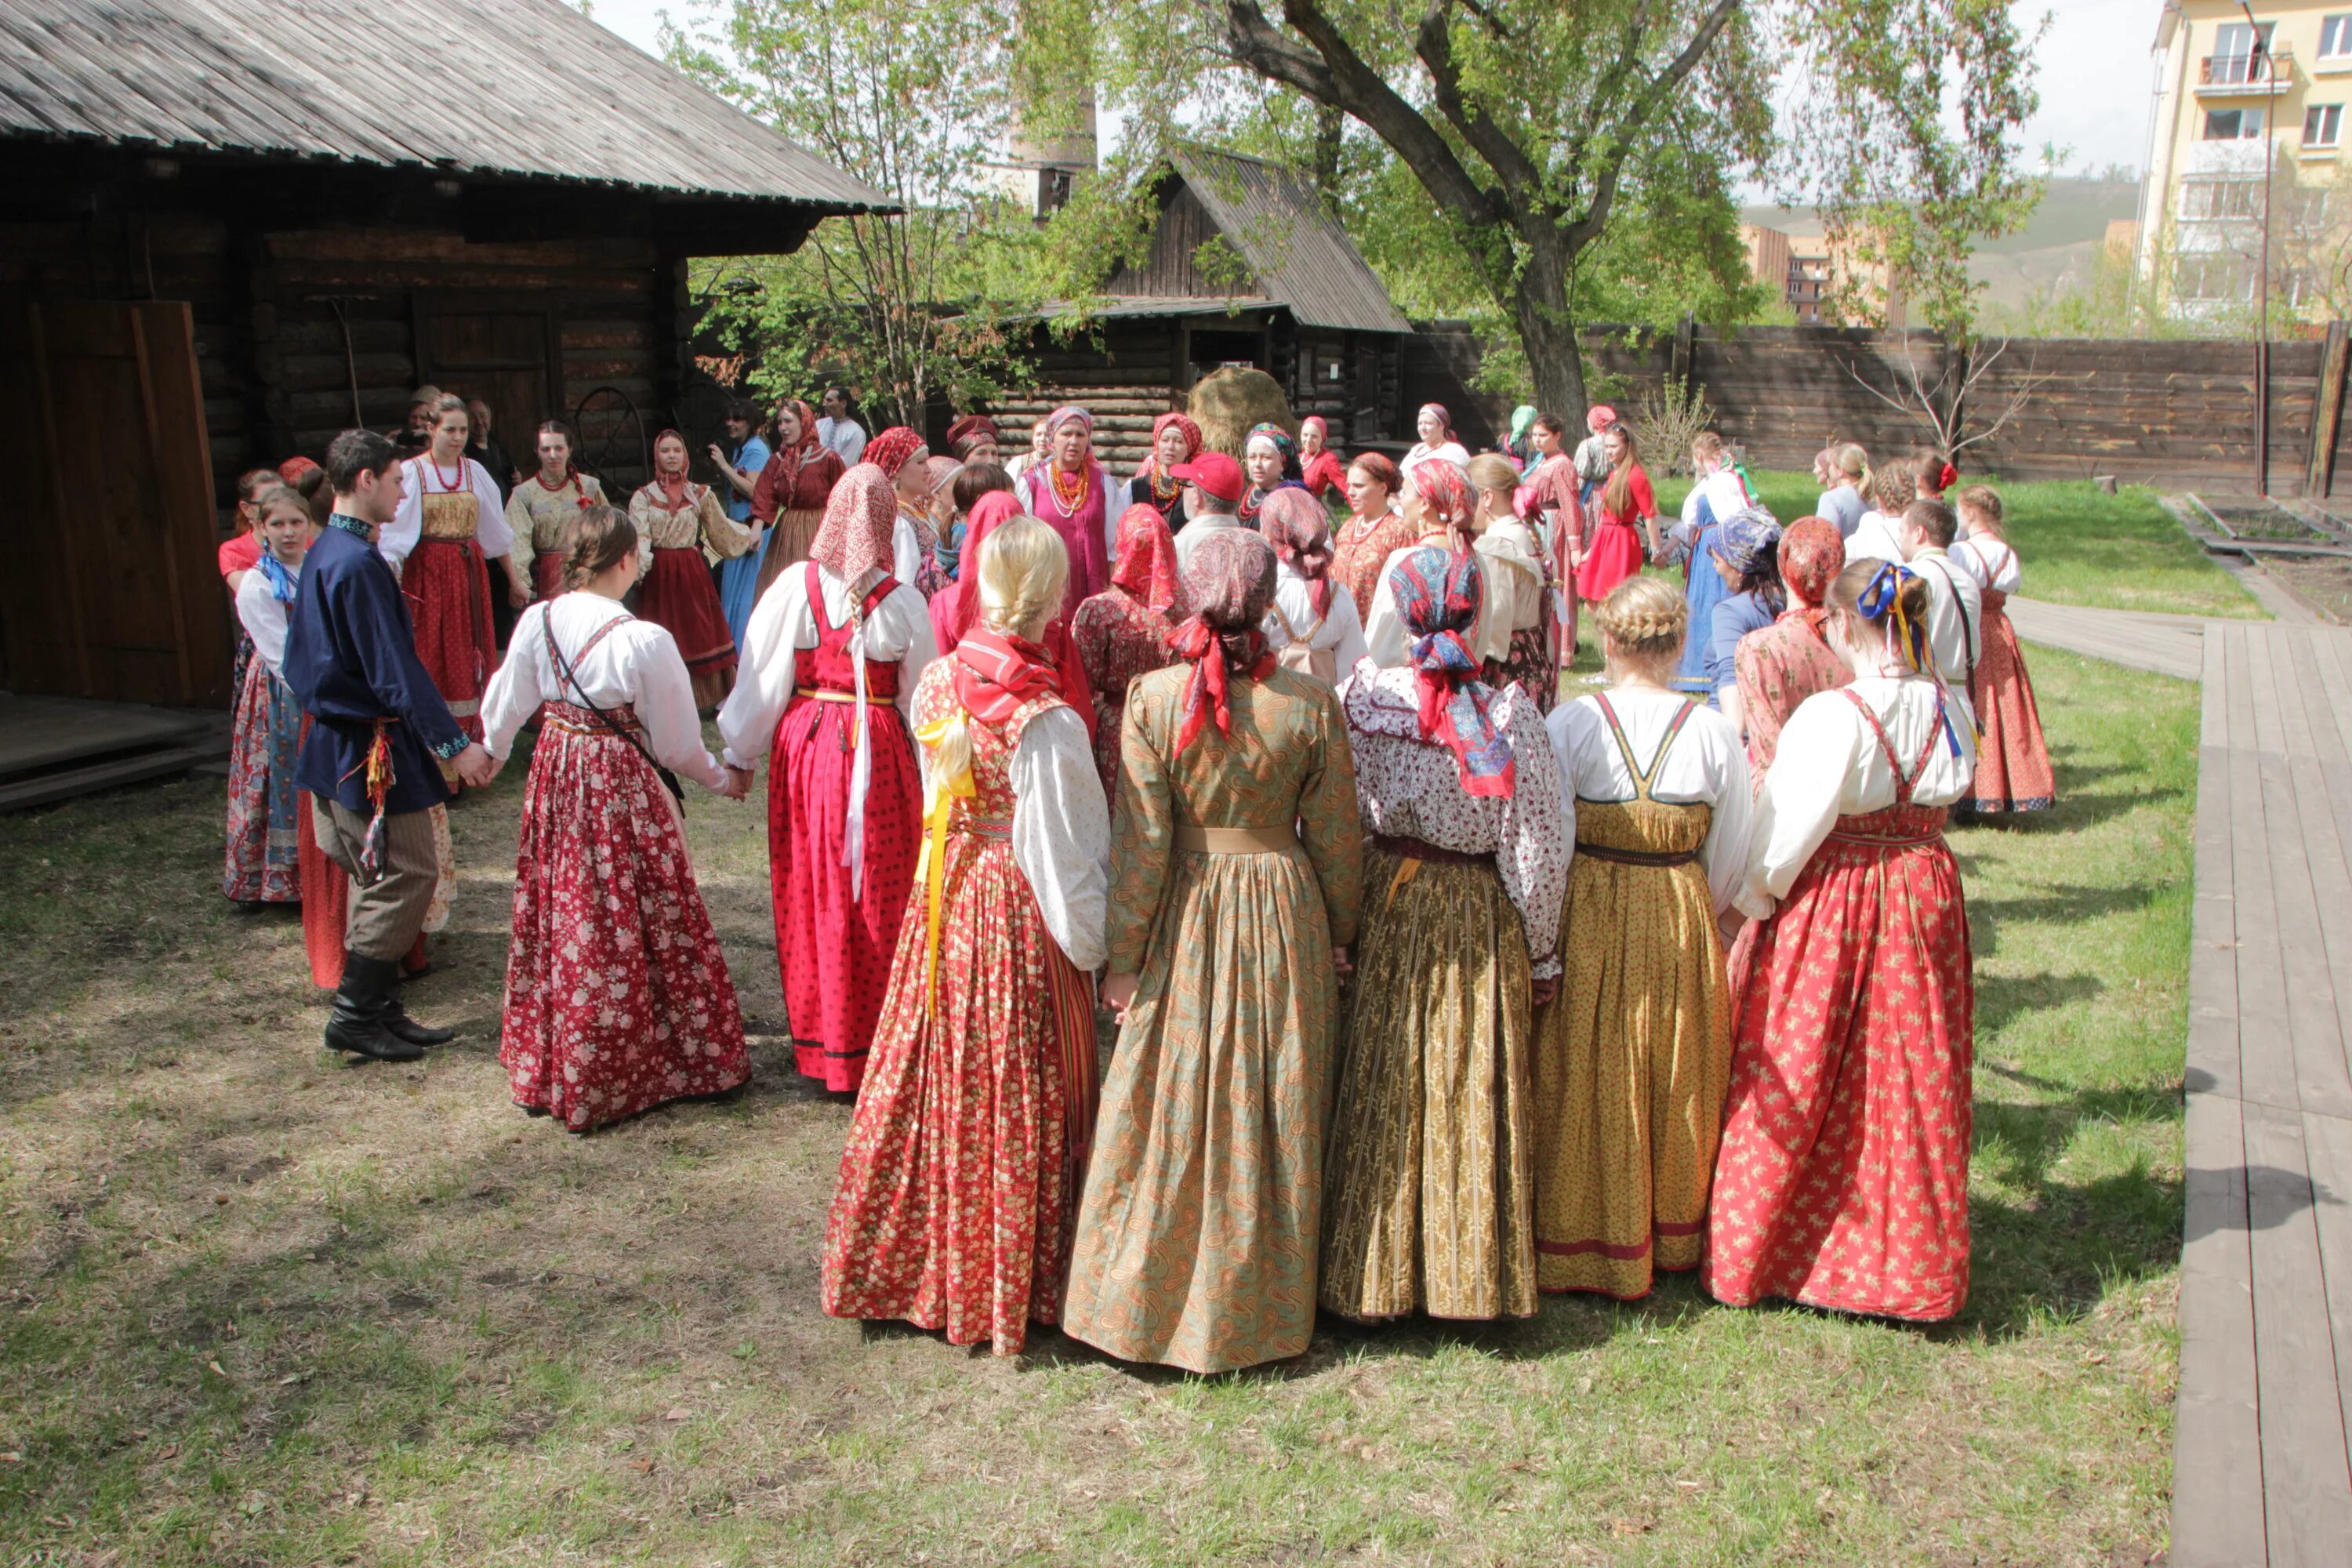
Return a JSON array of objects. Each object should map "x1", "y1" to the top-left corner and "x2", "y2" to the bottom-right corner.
[
  {"x1": 1319, "y1": 847, "x2": 1537, "y2": 1321},
  {"x1": 1532, "y1": 798, "x2": 1730, "y2": 1300},
  {"x1": 755, "y1": 506, "x2": 826, "y2": 597}
]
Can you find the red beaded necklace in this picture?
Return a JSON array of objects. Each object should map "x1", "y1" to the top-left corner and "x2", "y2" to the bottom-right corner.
[
  {"x1": 428, "y1": 454, "x2": 466, "y2": 492},
  {"x1": 1046, "y1": 460, "x2": 1091, "y2": 518}
]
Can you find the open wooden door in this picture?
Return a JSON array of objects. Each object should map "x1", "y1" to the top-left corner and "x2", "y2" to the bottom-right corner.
[{"x1": 0, "y1": 297, "x2": 227, "y2": 706}]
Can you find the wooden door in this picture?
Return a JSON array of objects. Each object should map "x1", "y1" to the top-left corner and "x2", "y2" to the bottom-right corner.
[
  {"x1": 0, "y1": 297, "x2": 227, "y2": 706},
  {"x1": 412, "y1": 294, "x2": 564, "y2": 478}
]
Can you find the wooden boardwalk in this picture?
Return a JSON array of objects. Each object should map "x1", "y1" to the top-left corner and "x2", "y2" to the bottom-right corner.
[{"x1": 2169, "y1": 619, "x2": 2352, "y2": 1567}]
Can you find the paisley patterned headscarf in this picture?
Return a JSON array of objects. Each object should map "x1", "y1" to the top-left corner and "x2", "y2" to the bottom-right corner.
[
  {"x1": 1110, "y1": 502, "x2": 1185, "y2": 618},
  {"x1": 1142, "y1": 412, "x2": 1203, "y2": 477},
  {"x1": 1393, "y1": 545, "x2": 1514, "y2": 797},
  {"x1": 1708, "y1": 506, "x2": 1781, "y2": 575},
  {"x1": 808, "y1": 463, "x2": 899, "y2": 586},
  {"x1": 1171, "y1": 530, "x2": 1278, "y2": 755}
]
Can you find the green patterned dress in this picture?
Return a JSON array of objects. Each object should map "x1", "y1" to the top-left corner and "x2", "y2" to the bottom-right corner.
[{"x1": 1060, "y1": 664, "x2": 1365, "y2": 1374}]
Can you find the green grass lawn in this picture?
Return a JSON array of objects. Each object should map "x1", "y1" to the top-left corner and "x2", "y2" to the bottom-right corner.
[
  {"x1": 0, "y1": 645, "x2": 2193, "y2": 1565},
  {"x1": 1653, "y1": 470, "x2": 2266, "y2": 620}
]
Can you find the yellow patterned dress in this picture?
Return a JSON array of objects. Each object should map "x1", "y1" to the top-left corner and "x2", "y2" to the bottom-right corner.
[
  {"x1": 1319, "y1": 664, "x2": 1569, "y2": 1322},
  {"x1": 1060, "y1": 664, "x2": 1365, "y2": 1374},
  {"x1": 1534, "y1": 688, "x2": 1746, "y2": 1300}
]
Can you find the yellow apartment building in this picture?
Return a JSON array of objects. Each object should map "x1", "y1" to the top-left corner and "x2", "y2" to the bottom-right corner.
[{"x1": 2137, "y1": 1, "x2": 2352, "y2": 325}]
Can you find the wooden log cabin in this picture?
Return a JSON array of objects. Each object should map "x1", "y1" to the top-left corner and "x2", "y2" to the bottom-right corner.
[
  {"x1": 1001, "y1": 145, "x2": 1413, "y2": 473},
  {"x1": 0, "y1": 0, "x2": 884, "y2": 713}
]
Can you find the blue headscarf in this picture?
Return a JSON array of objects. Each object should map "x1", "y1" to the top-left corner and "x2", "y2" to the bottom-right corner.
[
  {"x1": 1393, "y1": 545, "x2": 1514, "y2": 797},
  {"x1": 254, "y1": 545, "x2": 300, "y2": 604}
]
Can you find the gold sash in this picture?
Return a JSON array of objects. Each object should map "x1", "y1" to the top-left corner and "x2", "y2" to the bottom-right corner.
[{"x1": 419, "y1": 490, "x2": 478, "y2": 543}]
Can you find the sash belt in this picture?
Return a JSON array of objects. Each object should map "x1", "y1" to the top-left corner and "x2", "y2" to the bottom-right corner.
[
  {"x1": 1174, "y1": 824, "x2": 1298, "y2": 854},
  {"x1": 795, "y1": 687, "x2": 897, "y2": 705},
  {"x1": 1370, "y1": 832, "x2": 1490, "y2": 868},
  {"x1": 1575, "y1": 841, "x2": 1699, "y2": 867}
]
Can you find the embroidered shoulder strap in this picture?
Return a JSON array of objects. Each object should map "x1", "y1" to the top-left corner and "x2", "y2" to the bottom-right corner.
[
  {"x1": 804, "y1": 561, "x2": 833, "y2": 634},
  {"x1": 858, "y1": 575, "x2": 901, "y2": 622},
  {"x1": 1840, "y1": 687, "x2": 1920, "y2": 806}
]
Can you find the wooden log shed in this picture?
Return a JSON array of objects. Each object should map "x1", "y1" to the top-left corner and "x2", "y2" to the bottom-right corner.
[
  {"x1": 0, "y1": 0, "x2": 885, "y2": 713},
  {"x1": 1000, "y1": 145, "x2": 1414, "y2": 473}
]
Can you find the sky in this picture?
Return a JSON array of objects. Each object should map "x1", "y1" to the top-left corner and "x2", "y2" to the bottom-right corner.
[{"x1": 581, "y1": 0, "x2": 2160, "y2": 180}]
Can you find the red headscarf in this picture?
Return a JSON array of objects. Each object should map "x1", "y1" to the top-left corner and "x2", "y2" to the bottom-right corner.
[
  {"x1": 1258, "y1": 487, "x2": 1335, "y2": 618},
  {"x1": 953, "y1": 624, "x2": 1062, "y2": 725},
  {"x1": 808, "y1": 463, "x2": 898, "y2": 585},
  {"x1": 1141, "y1": 412, "x2": 1203, "y2": 477},
  {"x1": 1109, "y1": 502, "x2": 1185, "y2": 617},
  {"x1": 945, "y1": 413, "x2": 999, "y2": 459},
  {"x1": 1171, "y1": 530, "x2": 1279, "y2": 755},
  {"x1": 1414, "y1": 461, "x2": 1477, "y2": 556},
  {"x1": 651, "y1": 428, "x2": 691, "y2": 506},
  {"x1": 1780, "y1": 516, "x2": 1846, "y2": 640},
  {"x1": 864, "y1": 426, "x2": 928, "y2": 484},
  {"x1": 277, "y1": 456, "x2": 321, "y2": 485},
  {"x1": 775, "y1": 398, "x2": 822, "y2": 468}
]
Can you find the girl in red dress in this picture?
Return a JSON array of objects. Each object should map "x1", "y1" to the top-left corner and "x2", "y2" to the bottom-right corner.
[
  {"x1": 750, "y1": 398, "x2": 848, "y2": 596},
  {"x1": 481, "y1": 506, "x2": 752, "y2": 1132},
  {"x1": 628, "y1": 430, "x2": 751, "y2": 710},
  {"x1": 1952, "y1": 485, "x2": 2056, "y2": 814},
  {"x1": 1072, "y1": 503, "x2": 1189, "y2": 793},
  {"x1": 1705, "y1": 561, "x2": 1979, "y2": 1321},
  {"x1": 718, "y1": 464, "x2": 936, "y2": 1094},
  {"x1": 934, "y1": 489, "x2": 1096, "y2": 745},
  {"x1": 383, "y1": 395, "x2": 532, "y2": 744},
  {"x1": 1298, "y1": 416, "x2": 1348, "y2": 499},
  {"x1": 1573, "y1": 423, "x2": 1657, "y2": 607},
  {"x1": 822, "y1": 516, "x2": 1112, "y2": 1354}
]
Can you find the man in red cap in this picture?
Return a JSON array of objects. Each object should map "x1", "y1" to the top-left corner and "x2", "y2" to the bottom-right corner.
[{"x1": 1169, "y1": 451, "x2": 1247, "y2": 575}]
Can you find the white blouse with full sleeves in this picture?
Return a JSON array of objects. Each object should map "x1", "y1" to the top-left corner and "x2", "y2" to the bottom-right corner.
[
  {"x1": 1337, "y1": 661, "x2": 1570, "y2": 976},
  {"x1": 1845, "y1": 510, "x2": 1906, "y2": 568},
  {"x1": 1003, "y1": 702, "x2": 1112, "y2": 973},
  {"x1": 717, "y1": 563, "x2": 937, "y2": 770},
  {"x1": 1736, "y1": 674, "x2": 1976, "y2": 921},
  {"x1": 1907, "y1": 546, "x2": 1984, "y2": 689},
  {"x1": 379, "y1": 455, "x2": 516, "y2": 569},
  {"x1": 234, "y1": 573, "x2": 292, "y2": 677},
  {"x1": 1261, "y1": 564, "x2": 1369, "y2": 672},
  {"x1": 481, "y1": 595, "x2": 728, "y2": 793},
  {"x1": 1544, "y1": 686, "x2": 1752, "y2": 915},
  {"x1": 1472, "y1": 519, "x2": 1547, "y2": 663},
  {"x1": 1951, "y1": 535, "x2": 2024, "y2": 594}
]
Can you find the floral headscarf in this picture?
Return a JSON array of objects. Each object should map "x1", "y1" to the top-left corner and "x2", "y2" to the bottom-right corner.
[
  {"x1": 651, "y1": 428, "x2": 692, "y2": 506},
  {"x1": 864, "y1": 425, "x2": 928, "y2": 483},
  {"x1": 808, "y1": 462, "x2": 900, "y2": 586},
  {"x1": 1779, "y1": 516, "x2": 1845, "y2": 637},
  {"x1": 1258, "y1": 486, "x2": 1334, "y2": 618},
  {"x1": 1245, "y1": 422, "x2": 1302, "y2": 481},
  {"x1": 1171, "y1": 530, "x2": 1278, "y2": 755},
  {"x1": 1143, "y1": 412, "x2": 1203, "y2": 477},
  {"x1": 1585, "y1": 404, "x2": 1617, "y2": 435},
  {"x1": 1412, "y1": 459, "x2": 1477, "y2": 555},
  {"x1": 1708, "y1": 505, "x2": 1781, "y2": 575},
  {"x1": 277, "y1": 456, "x2": 321, "y2": 485},
  {"x1": 1047, "y1": 405, "x2": 1094, "y2": 441},
  {"x1": 1110, "y1": 502, "x2": 1185, "y2": 618},
  {"x1": 1392, "y1": 545, "x2": 1513, "y2": 797}
]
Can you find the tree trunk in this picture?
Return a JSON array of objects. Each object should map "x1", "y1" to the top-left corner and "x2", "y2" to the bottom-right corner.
[
  {"x1": 1311, "y1": 103, "x2": 1344, "y2": 202},
  {"x1": 1514, "y1": 263, "x2": 1586, "y2": 417}
]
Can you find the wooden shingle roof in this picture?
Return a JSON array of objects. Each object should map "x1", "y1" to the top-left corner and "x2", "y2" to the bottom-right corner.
[
  {"x1": 0, "y1": 0, "x2": 890, "y2": 212},
  {"x1": 1165, "y1": 145, "x2": 1410, "y2": 336}
]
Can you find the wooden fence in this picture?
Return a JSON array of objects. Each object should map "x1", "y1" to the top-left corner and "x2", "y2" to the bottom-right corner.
[{"x1": 1413, "y1": 319, "x2": 2352, "y2": 496}]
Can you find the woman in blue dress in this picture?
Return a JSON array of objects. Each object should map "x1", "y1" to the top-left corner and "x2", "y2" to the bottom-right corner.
[{"x1": 707, "y1": 398, "x2": 772, "y2": 652}]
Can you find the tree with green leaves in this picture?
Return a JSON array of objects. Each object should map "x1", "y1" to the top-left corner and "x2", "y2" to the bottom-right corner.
[
  {"x1": 1042, "y1": 0, "x2": 2044, "y2": 415},
  {"x1": 665, "y1": 0, "x2": 1043, "y2": 426}
]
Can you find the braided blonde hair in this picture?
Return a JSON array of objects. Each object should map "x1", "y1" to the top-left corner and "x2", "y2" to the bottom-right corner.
[
  {"x1": 1595, "y1": 575, "x2": 1686, "y2": 666},
  {"x1": 925, "y1": 517, "x2": 1070, "y2": 795}
]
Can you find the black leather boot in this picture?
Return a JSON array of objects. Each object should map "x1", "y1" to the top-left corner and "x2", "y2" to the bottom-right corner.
[
  {"x1": 382, "y1": 992, "x2": 456, "y2": 1047},
  {"x1": 325, "y1": 953, "x2": 424, "y2": 1062}
]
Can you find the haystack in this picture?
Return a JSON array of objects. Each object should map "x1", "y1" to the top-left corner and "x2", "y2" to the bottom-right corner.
[{"x1": 1191, "y1": 368, "x2": 1292, "y2": 458}]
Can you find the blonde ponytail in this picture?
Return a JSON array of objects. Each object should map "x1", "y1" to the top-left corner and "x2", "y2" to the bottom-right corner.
[{"x1": 921, "y1": 517, "x2": 1071, "y2": 809}]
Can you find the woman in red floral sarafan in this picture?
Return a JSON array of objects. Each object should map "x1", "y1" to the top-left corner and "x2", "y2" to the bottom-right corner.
[
  {"x1": 1072, "y1": 503, "x2": 1189, "y2": 793},
  {"x1": 479, "y1": 504, "x2": 751, "y2": 1133},
  {"x1": 1705, "y1": 559, "x2": 1979, "y2": 1322},
  {"x1": 718, "y1": 464, "x2": 937, "y2": 1094},
  {"x1": 822, "y1": 516, "x2": 1111, "y2": 1356}
]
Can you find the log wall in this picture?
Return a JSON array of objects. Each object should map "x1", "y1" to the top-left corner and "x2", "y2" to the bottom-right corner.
[{"x1": 1413, "y1": 318, "x2": 2352, "y2": 496}]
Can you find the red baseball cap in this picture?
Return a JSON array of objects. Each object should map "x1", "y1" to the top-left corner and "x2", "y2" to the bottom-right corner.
[{"x1": 1171, "y1": 451, "x2": 1244, "y2": 502}]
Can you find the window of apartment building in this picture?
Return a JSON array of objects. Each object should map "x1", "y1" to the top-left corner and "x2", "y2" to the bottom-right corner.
[
  {"x1": 2211, "y1": 21, "x2": 2277, "y2": 85},
  {"x1": 2205, "y1": 107, "x2": 2267, "y2": 140},
  {"x1": 2293, "y1": 187, "x2": 2339, "y2": 230},
  {"x1": 2323, "y1": 15, "x2": 2352, "y2": 59},
  {"x1": 2307, "y1": 103, "x2": 2344, "y2": 147},
  {"x1": 2181, "y1": 178, "x2": 2264, "y2": 219},
  {"x1": 2175, "y1": 254, "x2": 2256, "y2": 302}
]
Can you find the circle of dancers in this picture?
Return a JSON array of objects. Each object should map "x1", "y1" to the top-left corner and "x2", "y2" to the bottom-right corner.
[{"x1": 217, "y1": 396, "x2": 2058, "y2": 1371}]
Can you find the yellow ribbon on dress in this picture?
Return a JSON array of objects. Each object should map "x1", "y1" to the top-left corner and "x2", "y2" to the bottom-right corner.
[{"x1": 912, "y1": 710, "x2": 975, "y2": 1014}]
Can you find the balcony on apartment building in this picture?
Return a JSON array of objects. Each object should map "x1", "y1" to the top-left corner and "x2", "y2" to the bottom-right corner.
[{"x1": 2198, "y1": 46, "x2": 2296, "y2": 96}]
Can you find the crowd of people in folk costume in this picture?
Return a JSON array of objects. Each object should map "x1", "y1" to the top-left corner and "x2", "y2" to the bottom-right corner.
[{"x1": 216, "y1": 388, "x2": 2058, "y2": 1374}]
